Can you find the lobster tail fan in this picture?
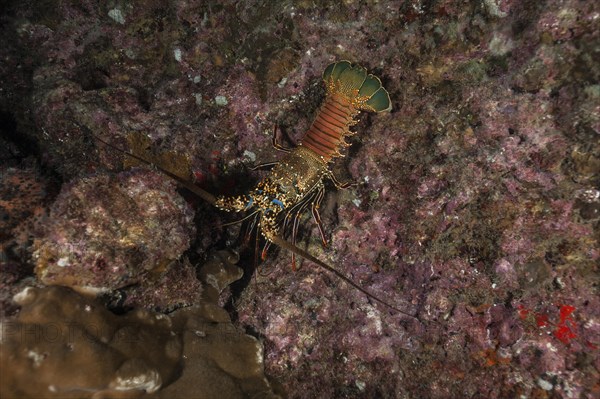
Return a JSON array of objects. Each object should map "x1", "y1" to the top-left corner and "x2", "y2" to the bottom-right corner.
[
  {"x1": 364, "y1": 87, "x2": 391, "y2": 112},
  {"x1": 322, "y1": 61, "x2": 392, "y2": 113},
  {"x1": 336, "y1": 65, "x2": 368, "y2": 94},
  {"x1": 359, "y1": 75, "x2": 392, "y2": 113},
  {"x1": 322, "y1": 61, "x2": 352, "y2": 82},
  {"x1": 357, "y1": 75, "x2": 382, "y2": 97}
]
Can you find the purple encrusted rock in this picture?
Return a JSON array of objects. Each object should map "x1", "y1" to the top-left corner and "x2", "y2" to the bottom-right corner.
[{"x1": 33, "y1": 169, "x2": 195, "y2": 293}]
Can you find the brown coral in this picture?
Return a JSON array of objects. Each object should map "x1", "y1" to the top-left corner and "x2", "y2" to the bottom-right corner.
[{"x1": 1, "y1": 251, "x2": 280, "y2": 399}]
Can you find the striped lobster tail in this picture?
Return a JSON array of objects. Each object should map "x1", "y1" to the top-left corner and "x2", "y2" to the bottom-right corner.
[{"x1": 300, "y1": 61, "x2": 391, "y2": 163}]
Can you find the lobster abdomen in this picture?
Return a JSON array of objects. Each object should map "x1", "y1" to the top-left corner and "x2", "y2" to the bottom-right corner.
[
  {"x1": 300, "y1": 61, "x2": 391, "y2": 163},
  {"x1": 301, "y1": 93, "x2": 357, "y2": 162}
]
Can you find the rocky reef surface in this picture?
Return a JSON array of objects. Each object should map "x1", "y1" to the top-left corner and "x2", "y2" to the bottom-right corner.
[
  {"x1": 1, "y1": 252, "x2": 280, "y2": 398},
  {"x1": 33, "y1": 169, "x2": 196, "y2": 295},
  {"x1": 1, "y1": 0, "x2": 598, "y2": 398}
]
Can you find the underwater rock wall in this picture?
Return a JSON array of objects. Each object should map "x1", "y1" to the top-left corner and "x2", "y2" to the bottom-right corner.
[
  {"x1": 0, "y1": 163, "x2": 49, "y2": 316},
  {"x1": 32, "y1": 169, "x2": 196, "y2": 297}
]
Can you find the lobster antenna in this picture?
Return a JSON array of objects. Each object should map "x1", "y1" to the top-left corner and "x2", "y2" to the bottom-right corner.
[
  {"x1": 92, "y1": 135, "x2": 424, "y2": 321},
  {"x1": 268, "y1": 234, "x2": 417, "y2": 319},
  {"x1": 92, "y1": 134, "x2": 217, "y2": 205},
  {"x1": 219, "y1": 210, "x2": 260, "y2": 227}
]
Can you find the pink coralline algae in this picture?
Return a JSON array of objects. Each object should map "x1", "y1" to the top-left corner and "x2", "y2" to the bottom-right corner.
[
  {"x1": 1, "y1": 0, "x2": 599, "y2": 398},
  {"x1": 0, "y1": 162, "x2": 53, "y2": 317},
  {"x1": 33, "y1": 169, "x2": 196, "y2": 297}
]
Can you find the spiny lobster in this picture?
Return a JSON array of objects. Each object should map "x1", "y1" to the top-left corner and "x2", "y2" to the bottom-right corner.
[{"x1": 96, "y1": 61, "x2": 413, "y2": 317}]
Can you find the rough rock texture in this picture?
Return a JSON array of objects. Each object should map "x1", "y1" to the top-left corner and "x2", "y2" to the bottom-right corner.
[
  {"x1": 0, "y1": 161, "x2": 51, "y2": 316},
  {"x1": 0, "y1": 252, "x2": 279, "y2": 399},
  {"x1": 2, "y1": 285, "x2": 182, "y2": 398},
  {"x1": 33, "y1": 169, "x2": 196, "y2": 297},
  {"x1": 0, "y1": 0, "x2": 598, "y2": 398}
]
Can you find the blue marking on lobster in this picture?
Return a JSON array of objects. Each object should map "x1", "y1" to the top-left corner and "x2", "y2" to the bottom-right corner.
[
  {"x1": 271, "y1": 198, "x2": 284, "y2": 210},
  {"x1": 244, "y1": 195, "x2": 254, "y2": 210}
]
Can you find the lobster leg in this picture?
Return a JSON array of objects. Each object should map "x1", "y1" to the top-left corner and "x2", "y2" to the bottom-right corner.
[
  {"x1": 310, "y1": 186, "x2": 329, "y2": 248},
  {"x1": 271, "y1": 124, "x2": 293, "y2": 153},
  {"x1": 261, "y1": 241, "x2": 272, "y2": 260},
  {"x1": 241, "y1": 213, "x2": 260, "y2": 247},
  {"x1": 290, "y1": 211, "x2": 303, "y2": 271},
  {"x1": 328, "y1": 171, "x2": 357, "y2": 189},
  {"x1": 250, "y1": 161, "x2": 279, "y2": 171},
  {"x1": 250, "y1": 124, "x2": 293, "y2": 170}
]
